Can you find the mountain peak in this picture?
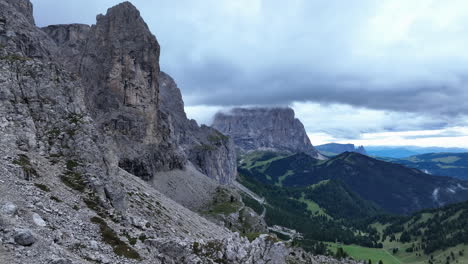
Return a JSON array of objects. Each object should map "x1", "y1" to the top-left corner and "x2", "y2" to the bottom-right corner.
[
  {"x1": 100, "y1": 1, "x2": 143, "y2": 24},
  {"x1": 5, "y1": 0, "x2": 34, "y2": 25},
  {"x1": 212, "y1": 107, "x2": 325, "y2": 159}
]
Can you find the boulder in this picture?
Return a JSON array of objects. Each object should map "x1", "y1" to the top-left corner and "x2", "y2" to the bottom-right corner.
[
  {"x1": 14, "y1": 229, "x2": 36, "y2": 246},
  {"x1": 0, "y1": 202, "x2": 17, "y2": 217}
]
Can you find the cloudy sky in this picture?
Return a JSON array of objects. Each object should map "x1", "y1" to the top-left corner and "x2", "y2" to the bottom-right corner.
[{"x1": 31, "y1": 0, "x2": 468, "y2": 148}]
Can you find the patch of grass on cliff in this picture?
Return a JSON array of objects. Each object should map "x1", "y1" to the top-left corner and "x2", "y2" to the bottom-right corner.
[
  {"x1": 61, "y1": 170, "x2": 86, "y2": 192},
  {"x1": 207, "y1": 201, "x2": 242, "y2": 215},
  {"x1": 90, "y1": 216, "x2": 141, "y2": 260},
  {"x1": 244, "y1": 232, "x2": 261, "y2": 242},
  {"x1": 50, "y1": 196, "x2": 63, "y2": 203},
  {"x1": 122, "y1": 232, "x2": 137, "y2": 246},
  {"x1": 208, "y1": 132, "x2": 229, "y2": 144},
  {"x1": 193, "y1": 241, "x2": 227, "y2": 263},
  {"x1": 66, "y1": 160, "x2": 79, "y2": 170},
  {"x1": 34, "y1": 183, "x2": 50, "y2": 192},
  {"x1": 61, "y1": 160, "x2": 86, "y2": 192},
  {"x1": 1, "y1": 54, "x2": 31, "y2": 62},
  {"x1": 67, "y1": 113, "x2": 84, "y2": 125},
  {"x1": 83, "y1": 194, "x2": 110, "y2": 219},
  {"x1": 13, "y1": 154, "x2": 37, "y2": 180},
  {"x1": 195, "y1": 144, "x2": 217, "y2": 151}
]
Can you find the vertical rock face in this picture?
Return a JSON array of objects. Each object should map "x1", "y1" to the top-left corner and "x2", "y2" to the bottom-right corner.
[
  {"x1": 43, "y1": 3, "x2": 236, "y2": 184},
  {"x1": 8, "y1": 0, "x2": 34, "y2": 25},
  {"x1": 212, "y1": 107, "x2": 324, "y2": 159},
  {"x1": 159, "y1": 72, "x2": 237, "y2": 184},
  {"x1": 41, "y1": 24, "x2": 91, "y2": 71},
  {"x1": 44, "y1": 2, "x2": 186, "y2": 180}
]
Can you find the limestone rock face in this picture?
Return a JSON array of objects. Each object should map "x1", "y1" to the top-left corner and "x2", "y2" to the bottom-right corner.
[
  {"x1": 213, "y1": 107, "x2": 325, "y2": 159},
  {"x1": 43, "y1": 7, "x2": 236, "y2": 185},
  {"x1": 159, "y1": 72, "x2": 237, "y2": 184},
  {"x1": 43, "y1": 3, "x2": 185, "y2": 180},
  {"x1": 8, "y1": 0, "x2": 34, "y2": 25}
]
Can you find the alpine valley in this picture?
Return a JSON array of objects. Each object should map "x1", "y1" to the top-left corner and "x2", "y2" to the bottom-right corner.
[{"x1": 1, "y1": 1, "x2": 468, "y2": 264}]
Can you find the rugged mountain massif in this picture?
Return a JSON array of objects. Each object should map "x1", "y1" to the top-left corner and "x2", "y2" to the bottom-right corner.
[
  {"x1": 42, "y1": 5, "x2": 236, "y2": 186},
  {"x1": 316, "y1": 143, "x2": 367, "y2": 156},
  {"x1": 381, "y1": 152, "x2": 468, "y2": 180},
  {"x1": 0, "y1": 1, "x2": 361, "y2": 263},
  {"x1": 212, "y1": 107, "x2": 325, "y2": 159}
]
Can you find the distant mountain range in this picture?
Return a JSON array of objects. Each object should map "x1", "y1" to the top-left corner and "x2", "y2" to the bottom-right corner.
[
  {"x1": 366, "y1": 146, "x2": 468, "y2": 158},
  {"x1": 381, "y1": 152, "x2": 468, "y2": 180},
  {"x1": 239, "y1": 151, "x2": 468, "y2": 215},
  {"x1": 316, "y1": 143, "x2": 367, "y2": 156}
]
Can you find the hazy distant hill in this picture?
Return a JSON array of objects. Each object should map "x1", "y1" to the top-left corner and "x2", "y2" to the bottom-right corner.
[
  {"x1": 381, "y1": 152, "x2": 468, "y2": 180},
  {"x1": 366, "y1": 146, "x2": 468, "y2": 158}
]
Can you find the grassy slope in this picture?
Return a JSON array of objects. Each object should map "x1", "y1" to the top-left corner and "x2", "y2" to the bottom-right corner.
[
  {"x1": 239, "y1": 151, "x2": 468, "y2": 263},
  {"x1": 329, "y1": 237, "x2": 468, "y2": 264},
  {"x1": 328, "y1": 243, "x2": 400, "y2": 264}
]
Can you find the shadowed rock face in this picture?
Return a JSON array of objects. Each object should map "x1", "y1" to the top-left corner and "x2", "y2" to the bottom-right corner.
[
  {"x1": 159, "y1": 72, "x2": 237, "y2": 184},
  {"x1": 212, "y1": 107, "x2": 324, "y2": 159}
]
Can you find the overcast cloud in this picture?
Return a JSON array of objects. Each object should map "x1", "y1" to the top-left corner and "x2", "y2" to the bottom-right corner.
[{"x1": 31, "y1": 0, "x2": 468, "y2": 147}]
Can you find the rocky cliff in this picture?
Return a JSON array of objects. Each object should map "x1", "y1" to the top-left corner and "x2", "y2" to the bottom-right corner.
[
  {"x1": 158, "y1": 72, "x2": 236, "y2": 185},
  {"x1": 212, "y1": 107, "x2": 325, "y2": 159},
  {"x1": 42, "y1": 3, "x2": 236, "y2": 185},
  {"x1": 0, "y1": 1, "x2": 363, "y2": 263},
  {"x1": 316, "y1": 143, "x2": 367, "y2": 156}
]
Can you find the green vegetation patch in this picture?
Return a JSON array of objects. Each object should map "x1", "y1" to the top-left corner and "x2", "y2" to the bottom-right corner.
[
  {"x1": 90, "y1": 216, "x2": 140, "y2": 260},
  {"x1": 206, "y1": 201, "x2": 242, "y2": 215},
  {"x1": 0, "y1": 54, "x2": 31, "y2": 62},
  {"x1": 13, "y1": 154, "x2": 37, "y2": 179},
  {"x1": 83, "y1": 194, "x2": 110, "y2": 219},
  {"x1": 192, "y1": 240, "x2": 226, "y2": 263},
  {"x1": 34, "y1": 183, "x2": 50, "y2": 192},
  {"x1": 194, "y1": 144, "x2": 217, "y2": 151},
  {"x1": 276, "y1": 170, "x2": 294, "y2": 187},
  {"x1": 327, "y1": 243, "x2": 399, "y2": 264},
  {"x1": 431, "y1": 156, "x2": 461, "y2": 163},
  {"x1": 239, "y1": 151, "x2": 289, "y2": 171},
  {"x1": 61, "y1": 160, "x2": 86, "y2": 192},
  {"x1": 61, "y1": 170, "x2": 86, "y2": 192},
  {"x1": 207, "y1": 132, "x2": 228, "y2": 144},
  {"x1": 244, "y1": 232, "x2": 261, "y2": 242},
  {"x1": 122, "y1": 232, "x2": 138, "y2": 246},
  {"x1": 297, "y1": 194, "x2": 331, "y2": 219},
  {"x1": 50, "y1": 196, "x2": 63, "y2": 203},
  {"x1": 67, "y1": 113, "x2": 84, "y2": 125},
  {"x1": 241, "y1": 193, "x2": 263, "y2": 215}
]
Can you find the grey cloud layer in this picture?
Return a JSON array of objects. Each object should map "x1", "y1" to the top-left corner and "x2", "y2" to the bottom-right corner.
[{"x1": 32, "y1": 0, "x2": 468, "y2": 136}]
